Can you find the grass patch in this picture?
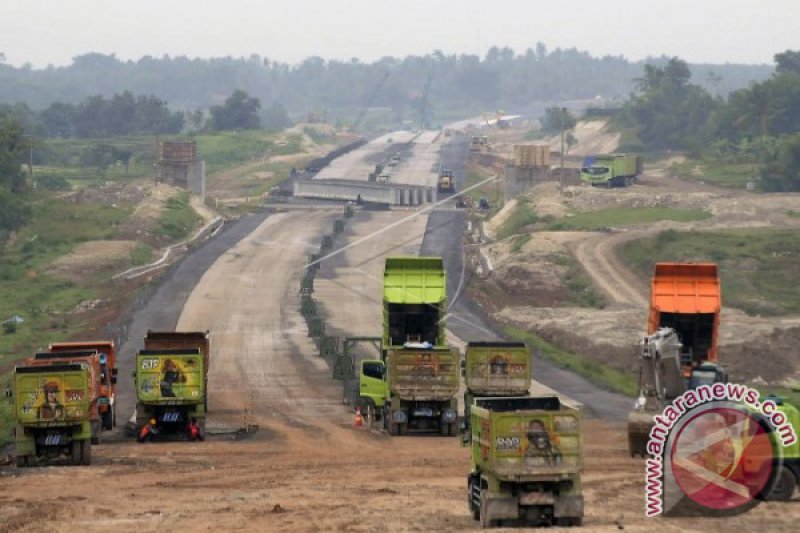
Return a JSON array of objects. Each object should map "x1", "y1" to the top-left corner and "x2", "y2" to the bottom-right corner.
[
  {"x1": 621, "y1": 228, "x2": 800, "y2": 316},
  {"x1": 0, "y1": 395, "x2": 12, "y2": 448},
  {"x1": 496, "y1": 197, "x2": 538, "y2": 240},
  {"x1": 465, "y1": 168, "x2": 503, "y2": 212},
  {"x1": 510, "y1": 234, "x2": 531, "y2": 254},
  {"x1": 505, "y1": 326, "x2": 637, "y2": 397},
  {"x1": 550, "y1": 253, "x2": 607, "y2": 309},
  {"x1": 788, "y1": 210, "x2": 800, "y2": 218},
  {"x1": 192, "y1": 130, "x2": 293, "y2": 174},
  {"x1": 130, "y1": 243, "x2": 154, "y2": 266},
  {"x1": 547, "y1": 207, "x2": 710, "y2": 231},
  {"x1": 157, "y1": 192, "x2": 201, "y2": 241},
  {"x1": 670, "y1": 158, "x2": 757, "y2": 189}
]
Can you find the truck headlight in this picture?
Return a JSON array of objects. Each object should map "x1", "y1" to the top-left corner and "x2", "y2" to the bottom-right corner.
[
  {"x1": 393, "y1": 410, "x2": 407, "y2": 424},
  {"x1": 442, "y1": 409, "x2": 456, "y2": 423}
]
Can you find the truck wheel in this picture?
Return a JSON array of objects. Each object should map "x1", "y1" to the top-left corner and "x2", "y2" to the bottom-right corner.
[
  {"x1": 398, "y1": 423, "x2": 407, "y2": 436},
  {"x1": 767, "y1": 465, "x2": 797, "y2": 501},
  {"x1": 70, "y1": 440, "x2": 82, "y2": 466},
  {"x1": 440, "y1": 422, "x2": 449, "y2": 436},
  {"x1": 15, "y1": 455, "x2": 28, "y2": 468},
  {"x1": 448, "y1": 422, "x2": 458, "y2": 437},
  {"x1": 388, "y1": 421, "x2": 399, "y2": 436},
  {"x1": 102, "y1": 409, "x2": 113, "y2": 431},
  {"x1": 468, "y1": 479, "x2": 480, "y2": 520},
  {"x1": 479, "y1": 490, "x2": 495, "y2": 528},
  {"x1": 81, "y1": 440, "x2": 92, "y2": 466}
]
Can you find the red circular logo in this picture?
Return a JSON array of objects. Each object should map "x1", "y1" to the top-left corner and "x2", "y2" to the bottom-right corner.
[{"x1": 670, "y1": 407, "x2": 774, "y2": 511}]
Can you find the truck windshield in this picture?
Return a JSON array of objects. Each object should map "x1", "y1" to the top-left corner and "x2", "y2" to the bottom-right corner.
[{"x1": 582, "y1": 166, "x2": 609, "y2": 176}]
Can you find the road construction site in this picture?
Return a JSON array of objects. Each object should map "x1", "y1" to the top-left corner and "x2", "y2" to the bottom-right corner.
[{"x1": 2, "y1": 125, "x2": 799, "y2": 531}]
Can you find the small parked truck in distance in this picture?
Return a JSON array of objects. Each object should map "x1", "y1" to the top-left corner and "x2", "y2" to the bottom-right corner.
[
  {"x1": 580, "y1": 153, "x2": 643, "y2": 187},
  {"x1": 14, "y1": 362, "x2": 94, "y2": 466},
  {"x1": 437, "y1": 169, "x2": 455, "y2": 193},
  {"x1": 467, "y1": 396, "x2": 583, "y2": 528},
  {"x1": 49, "y1": 340, "x2": 117, "y2": 429}
]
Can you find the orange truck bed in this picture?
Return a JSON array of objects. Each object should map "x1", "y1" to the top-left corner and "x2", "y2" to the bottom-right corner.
[{"x1": 648, "y1": 263, "x2": 720, "y2": 363}]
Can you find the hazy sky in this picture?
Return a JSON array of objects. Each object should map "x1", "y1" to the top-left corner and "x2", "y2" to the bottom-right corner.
[{"x1": 1, "y1": 0, "x2": 796, "y2": 67}]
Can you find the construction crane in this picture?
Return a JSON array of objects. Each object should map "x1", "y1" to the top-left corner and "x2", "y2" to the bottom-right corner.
[
  {"x1": 419, "y1": 72, "x2": 434, "y2": 130},
  {"x1": 350, "y1": 71, "x2": 390, "y2": 132}
]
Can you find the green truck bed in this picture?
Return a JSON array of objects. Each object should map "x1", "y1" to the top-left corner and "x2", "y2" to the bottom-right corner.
[
  {"x1": 465, "y1": 342, "x2": 530, "y2": 397},
  {"x1": 383, "y1": 257, "x2": 447, "y2": 347},
  {"x1": 471, "y1": 396, "x2": 583, "y2": 479},
  {"x1": 136, "y1": 349, "x2": 205, "y2": 405}
]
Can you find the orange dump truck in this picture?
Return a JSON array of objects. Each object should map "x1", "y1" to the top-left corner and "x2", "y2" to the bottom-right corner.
[
  {"x1": 647, "y1": 262, "x2": 720, "y2": 368},
  {"x1": 49, "y1": 341, "x2": 117, "y2": 429},
  {"x1": 628, "y1": 263, "x2": 728, "y2": 456}
]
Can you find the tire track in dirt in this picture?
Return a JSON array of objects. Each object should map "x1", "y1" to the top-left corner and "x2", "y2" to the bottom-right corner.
[{"x1": 571, "y1": 230, "x2": 649, "y2": 309}]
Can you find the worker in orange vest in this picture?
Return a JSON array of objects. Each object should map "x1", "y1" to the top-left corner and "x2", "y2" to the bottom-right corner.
[
  {"x1": 137, "y1": 418, "x2": 159, "y2": 443},
  {"x1": 187, "y1": 417, "x2": 205, "y2": 442}
]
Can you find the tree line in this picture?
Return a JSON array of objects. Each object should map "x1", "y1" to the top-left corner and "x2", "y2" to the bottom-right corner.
[
  {"x1": 616, "y1": 50, "x2": 800, "y2": 191},
  {"x1": 0, "y1": 46, "x2": 772, "y2": 122}
]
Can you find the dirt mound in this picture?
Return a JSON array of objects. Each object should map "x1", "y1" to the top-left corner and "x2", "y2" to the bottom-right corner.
[
  {"x1": 563, "y1": 184, "x2": 719, "y2": 213},
  {"x1": 47, "y1": 240, "x2": 138, "y2": 282},
  {"x1": 66, "y1": 182, "x2": 149, "y2": 206}
]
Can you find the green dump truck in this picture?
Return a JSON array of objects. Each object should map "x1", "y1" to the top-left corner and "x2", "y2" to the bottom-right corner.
[
  {"x1": 467, "y1": 396, "x2": 584, "y2": 527},
  {"x1": 740, "y1": 396, "x2": 800, "y2": 502},
  {"x1": 359, "y1": 257, "x2": 460, "y2": 435},
  {"x1": 463, "y1": 342, "x2": 530, "y2": 431},
  {"x1": 14, "y1": 363, "x2": 94, "y2": 466},
  {"x1": 580, "y1": 153, "x2": 643, "y2": 187},
  {"x1": 135, "y1": 347, "x2": 206, "y2": 436}
]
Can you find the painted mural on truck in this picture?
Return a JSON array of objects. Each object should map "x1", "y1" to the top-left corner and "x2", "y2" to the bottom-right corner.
[
  {"x1": 16, "y1": 373, "x2": 89, "y2": 424},
  {"x1": 136, "y1": 354, "x2": 204, "y2": 402}
]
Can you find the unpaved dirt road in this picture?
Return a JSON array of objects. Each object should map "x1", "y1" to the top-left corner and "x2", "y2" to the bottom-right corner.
[{"x1": 3, "y1": 138, "x2": 799, "y2": 532}]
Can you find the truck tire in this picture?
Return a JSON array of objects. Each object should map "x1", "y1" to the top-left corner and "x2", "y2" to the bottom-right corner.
[
  {"x1": 81, "y1": 440, "x2": 92, "y2": 466},
  {"x1": 479, "y1": 489, "x2": 496, "y2": 528},
  {"x1": 102, "y1": 409, "x2": 113, "y2": 431},
  {"x1": 388, "y1": 421, "x2": 399, "y2": 436},
  {"x1": 767, "y1": 465, "x2": 797, "y2": 501},
  {"x1": 398, "y1": 423, "x2": 408, "y2": 436},
  {"x1": 16, "y1": 455, "x2": 28, "y2": 468},
  {"x1": 448, "y1": 422, "x2": 458, "y2": 437},
  {"x1": 440, "y1": 422, "x2": 449, "y2": 436},
  {"x1": 468, "y1": 478, "x2": 480, "y2": 520},
  {"x1": 70, "y1": 440, "x2": 82, "y2": 466}
]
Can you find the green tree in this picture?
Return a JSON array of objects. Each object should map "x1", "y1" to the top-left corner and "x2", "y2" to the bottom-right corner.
[
  {"x1": 540, "y1": 107, "x2": 577, "y2": 136},
  {"x1": 761, "y1": 133, "x2": 800, "y2": 191},
  {"x1": 209, "y1": 90, "x2": 261, "y2": 130},
  {"x1": 262, "y1": 102, "x2": 292, "y2": 130},
  {"x1": 626, "y1": 57, "x2": 716, "y2": 151},
  {"x1": 775, "y1": 50, "x2": 800, "y2": 75}
]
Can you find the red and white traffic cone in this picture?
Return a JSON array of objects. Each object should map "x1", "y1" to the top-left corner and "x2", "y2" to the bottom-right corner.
[{"x1": 354, "y1": 406, "x2": 364, "y2": 427}]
